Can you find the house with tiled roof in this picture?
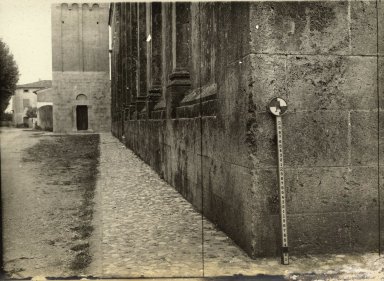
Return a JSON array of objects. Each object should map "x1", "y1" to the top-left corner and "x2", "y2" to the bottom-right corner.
[{"x1": 10, "y1": 80, "x2": 52, "y2": 127}]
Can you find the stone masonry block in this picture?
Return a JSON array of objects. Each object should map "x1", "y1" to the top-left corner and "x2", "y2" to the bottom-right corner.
[
  {"x1": 204, "y1": 159, "x2": 254, "y2": 257},
  {"x1": 248, "y1": 111, "x2": 350, "y2": 168},
  {"x1": 215, "y1": 2, "x2": 250, "y2": 64},
  {"x1": 172, "y1": 118, "x2": 198, "y2": 154},
  {"x1": 201, "y1": 117, "x2": 218, "y2": 160},
  {"x1": 286, "y1": 167, "x2": 378, "y2": 214},
  {"x1": 250, "y1": 168, "x2": 282, "y2": 256},
  {"x1": 381, "y1": 111, "x2": 384, "y2": 165},
  {"x1": 381, "y1": 168, "x2": 384, "y2": 253},
  {"x1": 248, "y1": 55, "x2": 377, "y2": 113},
  {"x1": 285, "y1": 112, "x2": 349, "y2": 167},
  {"x1": 380, "y1": 58, "x2": 384, "y2": 110},
  {"x1": 351, "y1": 111, "x2": 379, "y2": 166},
  {"x1": 251, "y1": 166, "x2": 378, "y2": 215},
  {"x1": 348, "y1": 210, "x2": 380, "y2": 252},
  {"x1": 247, "y1": 54, "x2": 287, "y2": 113},
  {"x1": 247, "y1": 113, "x2": 276, "y2": 168},
  {"x1": 251, "y1": 168, "x2": 282, "y2": 216},
  {"x1": 250, "y1": 1, "x2": 349, "y2": 55},
  {"x1": 285, "y1": 56, "x2": 377, "y2": 111},
  {"x1": 287, "y1": 211, "x2": 378, "y2": 255},
  {"x1": 350, "y1": 1, "x2": 378, "y2": 55},
  {"x1": 379, "y1": 0, "x2": 384, "y2": 56},
  {"x1": 251, "y1": 165, "x2": 380, "y2": 255}
]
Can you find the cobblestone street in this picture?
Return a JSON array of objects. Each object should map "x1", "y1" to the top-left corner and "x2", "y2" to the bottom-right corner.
[
  {"x1": 92, "y1": 133, "x2": 384, "y2": 280},
  {"x1": 94, "y1": 134, "x2": 203, "y2": 277}
]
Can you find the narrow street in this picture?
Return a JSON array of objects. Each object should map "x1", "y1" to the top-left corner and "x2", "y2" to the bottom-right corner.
[{"x1": 1, "y1": 128, "x2": 383, "y2": 280}]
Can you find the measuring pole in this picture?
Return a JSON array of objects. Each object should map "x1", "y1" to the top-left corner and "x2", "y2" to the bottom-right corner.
[{"x1": 268, "y1": 97, "x2": 289, "y2": 265}]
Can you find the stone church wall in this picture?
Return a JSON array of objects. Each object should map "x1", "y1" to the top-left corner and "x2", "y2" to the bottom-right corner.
[{"x1": 110, "y1": 2, "x2": 383, "y2": 258}]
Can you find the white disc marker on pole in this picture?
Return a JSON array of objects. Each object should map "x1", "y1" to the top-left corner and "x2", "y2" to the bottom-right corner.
[{"x1": 268, "y1": 97, "x2": 289, "y2": 265}]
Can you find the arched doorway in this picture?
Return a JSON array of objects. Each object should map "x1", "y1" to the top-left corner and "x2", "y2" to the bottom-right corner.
[
  {"x1": 75, "y1": 94, "x2": 88, "y2": 131},
  {"x1": 76, "y1": 105, "x2": 88, "y2": 130}
]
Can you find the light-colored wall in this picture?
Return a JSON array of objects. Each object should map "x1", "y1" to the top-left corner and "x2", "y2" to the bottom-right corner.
[
  {"x1": 12, "y1": 88, "x2": 38, "y2": 125},
  {"x1": 37, "y1": 88, "x2": 53, "y2": 103},
  {"x1": 52, "y1": 71, "x2": 111, "y2": 133},
  {"x1": 51, "y1": 3, "x2": 111, "y2": 133},
  {"x1": 51, "y1": 3, "x2": 109, "y2": 72}
]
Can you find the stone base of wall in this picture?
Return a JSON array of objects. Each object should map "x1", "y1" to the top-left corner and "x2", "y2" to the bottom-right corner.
[
  {"x1": 114, "y1": 112, "x2": 381, "y2": 258},
  {"x1": 52, "y1": 71, "x2": 111, "y2": 133}
]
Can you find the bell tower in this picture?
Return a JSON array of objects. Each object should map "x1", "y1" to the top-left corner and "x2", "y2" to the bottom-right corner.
[{"x1": 51, "y1": 3, "x2": 111, "y2": 133}]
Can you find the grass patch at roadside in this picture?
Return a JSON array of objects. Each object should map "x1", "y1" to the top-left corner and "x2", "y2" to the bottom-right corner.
[{"x1": 22, "y1": 134, "x2": 100, "y2": 274}]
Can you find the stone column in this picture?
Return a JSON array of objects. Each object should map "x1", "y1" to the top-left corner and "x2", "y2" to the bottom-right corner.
[
  {"x1": 116, "y1": 3, "x2": 123, "y2": 136},
  {"x1": 167, "y1": 2, "x2": 192, "y2": 118},
  {"x1": 146, "y1": 2, "x2": 162, "y2": 118},
  {"x1": 129, "y1": 3, "x2": 138, "y2": 119},
  {"x1": 136, "y1": 3, "x2": 147, "y2": 119},
  {"x1": 124, "y1": 3, "x2": 132, "y2": 121}
]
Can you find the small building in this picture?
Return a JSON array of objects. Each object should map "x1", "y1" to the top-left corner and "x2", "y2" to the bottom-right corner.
[{"x1": 10, "y1": 80, "x2": 52, "y2": 127}]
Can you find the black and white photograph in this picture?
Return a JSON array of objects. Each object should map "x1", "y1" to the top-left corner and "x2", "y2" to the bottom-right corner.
[{"x1": 0, "y1": 0, "x2": 383, "y2": 280}]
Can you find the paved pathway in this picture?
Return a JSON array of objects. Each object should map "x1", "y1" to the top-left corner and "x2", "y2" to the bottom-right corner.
[
  {"x1": 93, "y1": 133, "x2": 384, "y2": 279},
  {"x1": 94, "y1": 134, "x2": 203, "y2": 277}
]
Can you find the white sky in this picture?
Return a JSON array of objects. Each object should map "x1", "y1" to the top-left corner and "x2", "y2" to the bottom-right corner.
[
  {"x1": 0, "y1": 0, "x2": 53, "y2": 85},
  {"x1": 0, "y1": 0, "x2": 113, "y2": 85}
]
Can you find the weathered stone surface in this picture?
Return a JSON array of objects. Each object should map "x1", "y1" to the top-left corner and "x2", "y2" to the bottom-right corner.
[
  {"x1": 284, "y1": 112, "x2": 349, "y2": 167},
  {"x1": 350, "y1": 1, "x2": 378, "y2": 55},
  {"x1": 202, "y1": 160, "x2": 254, "y2": 256},
  {"x1": 351, "y1": 111, "x2": 379, "y2": 166},
  {"x1": 248, "y1": 55, "x2": 377, "y2": 112},
  {"x1": 250, "y1": 165, "x2": 380, "y2": 256},
  {"x1": 213, "y1": 2, "x2": 250, "y2": 65},
  {"x1": 286, "y1": 167, "x2": 379, "y2": 214},
  {"x1": 52, "y1": 72, "x2": 111, "y2": 133},
  {"x1": 380, "y1": 57, "x2": 384, "y2": 110},
  {"x1": 112, "y1": 2, "x2": 382, "y2": 259},
  {"x1": 250, "y1": 168, "x2": 281, "y2": 256},
  {"x1": 379, "y1": 0, "x2": 384, "y2": 56},
  {"x1": 285, "y1": 56, "x2": 377, "y2": 111},
  {"x1": 248, "y1": 112, "x2": 349, "y2": 168},
  {"x1": 381, "y1": 168, "x2": 384, "y2": 253},
  {"x1": 247, "y1": 113, "x2": 276, "y2": 168},
  {"x1": 52, "y1": 3, "x2": 109, "y2": 72},
  {"x1": 287, "y1": 211, "x2": 379, "y2": 254},
  {"x1": 249, "y1": 1, "x2": 350, "y2": 55},
  {"x1": 247, "y1": 55, "x2": 287, "y2": 113},
  {"x1": 381, "y1": 111, "x2": 384, "y2": 165}
]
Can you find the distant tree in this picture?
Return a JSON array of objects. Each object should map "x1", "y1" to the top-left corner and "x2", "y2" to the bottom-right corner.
[
  {"x1": 0, "y1": 112, "x2": 13, "y2": 121},
  {"x1": 26, "y1": 107, "x2": 37, "y2": 118},
  {"x1": 0, "y1": 39, "x2": 19, "y2": 114}
]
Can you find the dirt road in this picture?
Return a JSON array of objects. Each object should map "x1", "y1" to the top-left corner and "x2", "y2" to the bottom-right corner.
[{"x1": 1, "y1": 127, "x2": 99, "y2": 278}]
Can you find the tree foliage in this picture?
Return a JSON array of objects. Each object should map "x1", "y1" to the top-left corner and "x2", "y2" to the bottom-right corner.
[
  {"x1": 26, "y1": 107, "x2": 37, "y2": 118},
  {"x1": 0, "y1": 39, "x2": 19, "y2": 113}
]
